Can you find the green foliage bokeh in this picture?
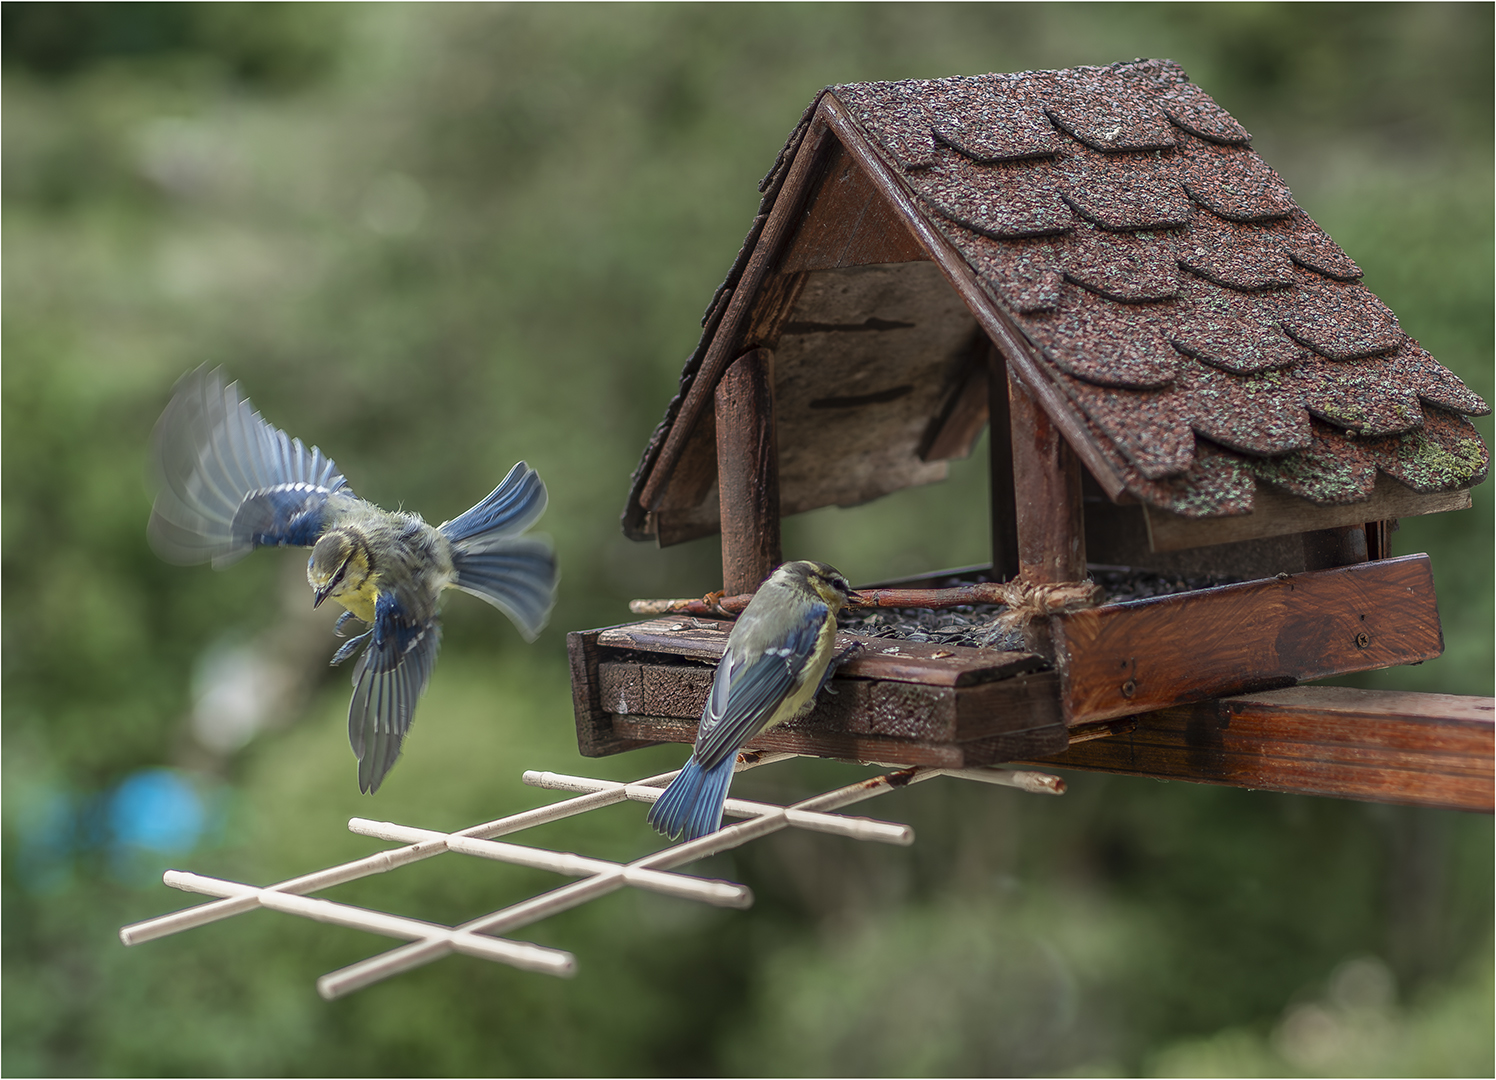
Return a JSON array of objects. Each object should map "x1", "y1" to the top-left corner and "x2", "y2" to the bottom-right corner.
[{"x1": 4, "y1": 4, "x2": 1491, "y2": 1076}]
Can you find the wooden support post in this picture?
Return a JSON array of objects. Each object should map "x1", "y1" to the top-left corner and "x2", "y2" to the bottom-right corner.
[
  {"x1": 715, "y1": 347, "x2": 782, "y2": 595},
  {"x1": 1008, "y1": 368, "x2": 1086, "y2": 584},
  {"x1": 1302, "y1": 524, "x2": 1369, "y2": 570},
  {"x1": 987, "y1": 344, "x2": 1019, "y2": 582}
]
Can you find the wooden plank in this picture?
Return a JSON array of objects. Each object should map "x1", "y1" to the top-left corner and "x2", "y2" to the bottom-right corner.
[
  {"x1": 715, "y1": 347, "x2": 782, "y2": 594},
  {"x1": 1009, "y1": 368, "x2": 1086, "y2": 584},
  {"x1": 1050, "y1": 553, "x2": 1444, "y2": 724},
  {"x1": 1144, "y1": 475, "x2": 1471, "y2": 553},
  {"x1": 779, "y1": 137, "x2": 927, "y2": 274},
  {"x1": 1029, "y1": 687, "x2": 1494, "y2": 813},
  {"x1": 595, "y1": 618, "x2": 1046, "y2": 687},
  {"x1": 566, "y1": 630, "x2": 657, "y2": 758},
  {"x1": 816, "y1": 93, "x2": 1131, "y2": 503},
  {"x1": 640, "y1": 115, "x2": 833, "y2": 513}
]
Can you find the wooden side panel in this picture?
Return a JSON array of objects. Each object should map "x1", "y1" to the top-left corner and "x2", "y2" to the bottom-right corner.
[
  {"x1": 567, "y1": 630, "x2": 656, "y2": 758},
  {"x1": 715, "y1": 348, "x2": 782, "y2": 594},
  {"x1": 1051, "y1": 554, "x2": 1445, "y2": 724},
  {"x1": 612, "y1": 715, "x2": 969, "y2": 768},
  {"x1": 598, "y1": 658, "x2": 1060, "y2": 743},
  {"x1": 1031, "y1": 687, "x2": 1495, "y2": 813}
]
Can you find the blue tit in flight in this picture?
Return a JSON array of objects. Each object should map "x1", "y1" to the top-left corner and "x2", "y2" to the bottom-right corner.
[
  {"x1": 648, "y1": 560, "x2": 860, "y2": 842},
  {"x1": 148, "y1": 367, "x2": 558, "y2": 793}
]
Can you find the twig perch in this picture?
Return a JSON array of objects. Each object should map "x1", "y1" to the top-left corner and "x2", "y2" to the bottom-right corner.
[{"x1": 629, "y1": 580, "x2": 1102, "y2": 619}]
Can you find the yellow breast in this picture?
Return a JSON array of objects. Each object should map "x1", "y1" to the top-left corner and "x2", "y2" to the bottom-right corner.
[{"x1": 336, "y1": 580, "x2": 381, "y2": 624}]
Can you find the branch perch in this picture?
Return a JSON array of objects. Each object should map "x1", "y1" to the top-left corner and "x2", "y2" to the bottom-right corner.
[{"x1": 629, "y1": 580, "x2": 1102, "y2": 618}]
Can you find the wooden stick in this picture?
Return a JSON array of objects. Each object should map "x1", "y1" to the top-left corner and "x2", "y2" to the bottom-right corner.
[
  {"x1": 346, "y1": 820, "x2": 753, "y2": 908},
  {"x1": 317, "y1": 765, "x2": 952, "y2": 999},
  {"x1": 163, "y1": 871, "x2": 576, "y2": 977},
  {"x1": 628, "y1": 579, "x2": 1102, "y2": 617},
  {"x1": 120, "y1": 770, "x2": 676, "y2": 947},
  {"x1": 927, "y1": 766, "x2": 1067, "y2": 795},
  {"x1": 523, "y1": 770, "x2": 915, "y2": 845}
]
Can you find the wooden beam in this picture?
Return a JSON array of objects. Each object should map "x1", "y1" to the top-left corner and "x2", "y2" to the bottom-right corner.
[
  {"x1": 1030, "y1": 686, "x2": 1494, "y2": 813},
  {"x1": 1009, "y1": 368, "x2": 1086, "y2": 583},
  {"x1": 987, "y1": 345, "x2": 1019, "y2": 581},
  {"x1": 1144, "y1": 475, "x2": 1471, "y2": 553},
  {"x1": 715, "y1": 348, "x2": 782, "y2": 594},
  {"x1": 1050, "y1": 553, "x2": 1444, "y2": 724}
]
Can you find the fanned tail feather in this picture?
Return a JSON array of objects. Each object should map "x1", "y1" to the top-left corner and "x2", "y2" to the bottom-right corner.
[
  {"x1": 439, "y1": 462, "x2": 548, "y2": 548},
  {"x1": 647, "y1": 756, "x2": 736, "y2": 842}
]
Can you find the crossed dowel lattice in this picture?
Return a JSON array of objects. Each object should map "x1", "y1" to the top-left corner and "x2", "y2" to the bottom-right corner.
[{"x1": 120, "y1": 753, "x2": 1065, "y2": 999}]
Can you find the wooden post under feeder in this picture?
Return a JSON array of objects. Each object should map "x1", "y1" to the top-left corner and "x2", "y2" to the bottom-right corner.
[{"x1": 587, "y1": 63, "x2": 1492, "y2": 813}]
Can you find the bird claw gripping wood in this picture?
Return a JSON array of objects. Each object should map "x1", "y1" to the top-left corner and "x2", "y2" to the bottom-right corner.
[{"x1": 701, "y1": 590, "x2": 734, "y2": 619}]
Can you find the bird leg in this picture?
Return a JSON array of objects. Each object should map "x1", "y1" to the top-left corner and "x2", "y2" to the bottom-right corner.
[
  {"x1": 333, "y1": 610, "x2": 367, "y2": 638},
  {"x1": 815, "y1": 641, "x2": 864, "y2": 697},
  {"x1": 330, "y1": 630, "x2": 373, "y2": 666}
]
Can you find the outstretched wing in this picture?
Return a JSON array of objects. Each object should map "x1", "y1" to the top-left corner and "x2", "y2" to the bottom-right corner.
[
  {"x1": 348, "y1": 591, "x2": 442, "y2": 794},
  {"x1": 692, "y1": 607, "x2": 825, "y2": 770},
  {"x1": 148, "y1": 366, "x2": 352, "y2": 568}
]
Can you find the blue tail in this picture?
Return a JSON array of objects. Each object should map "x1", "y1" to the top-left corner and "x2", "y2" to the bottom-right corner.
[
  {"x1": 441, "y1": 462, "x2": 557, "y2": 641},
  {"x1": 647, "y1": 755, "x2": 736, "y2": 842},
  {"x1": 440, "y1": 462, "x2": 548, "y2": 547}
]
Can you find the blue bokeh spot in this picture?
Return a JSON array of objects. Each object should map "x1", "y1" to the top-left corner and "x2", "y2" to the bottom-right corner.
[{"x1": 107, "y1": 769, "x2": 205, "y2": 855}]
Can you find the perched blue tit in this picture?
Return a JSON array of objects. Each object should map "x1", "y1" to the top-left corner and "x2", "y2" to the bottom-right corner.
[
  {"x1": 648, "y1": 560, "x2": 860, "y2": 842},
  {"x1": 148, "y1": 367, "x2": 557, "y2": 793}
]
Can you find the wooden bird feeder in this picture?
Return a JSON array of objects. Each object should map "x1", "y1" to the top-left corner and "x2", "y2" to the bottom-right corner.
[{"x1": 568, "y1": 61, "x2": 1493, "y2": 813}]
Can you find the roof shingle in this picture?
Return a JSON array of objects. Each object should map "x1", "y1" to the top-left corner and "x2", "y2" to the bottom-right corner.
[
  {"x1": 832, "y1": 59, "x2": 1488, "y2": 513},
  {"x1": 623, "y1": 60, "x2": 1488, "y2": 540}
]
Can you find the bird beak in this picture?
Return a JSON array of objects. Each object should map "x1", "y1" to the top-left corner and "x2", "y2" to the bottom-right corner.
[
  {"x1": 313, "y1": 584, "x2": 332, "y2": 609},
  {"x1": 845, "y1": 589, "x2": 865, "y2": 606}
]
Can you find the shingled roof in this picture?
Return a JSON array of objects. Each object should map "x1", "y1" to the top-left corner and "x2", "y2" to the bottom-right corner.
[{"x1": 625, "y1": 59, "x2": 1488, "y2": 541}]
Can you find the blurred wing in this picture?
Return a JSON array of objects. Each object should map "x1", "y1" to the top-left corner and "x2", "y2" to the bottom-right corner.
[
  {"x1": 148, "y1": 366, "x2": 352, "y2": 567},
  {"x1": 693, "y1": 609, "x2": 825, "y2": 770},
  {"x1": 348, "y1": 591, "x2": 442, "y2": 794}
]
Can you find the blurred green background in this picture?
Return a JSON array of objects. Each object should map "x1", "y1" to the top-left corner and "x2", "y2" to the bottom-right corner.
[{"x1": 4, "y1": 3, "x2": 1492, "y2": 1075}]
